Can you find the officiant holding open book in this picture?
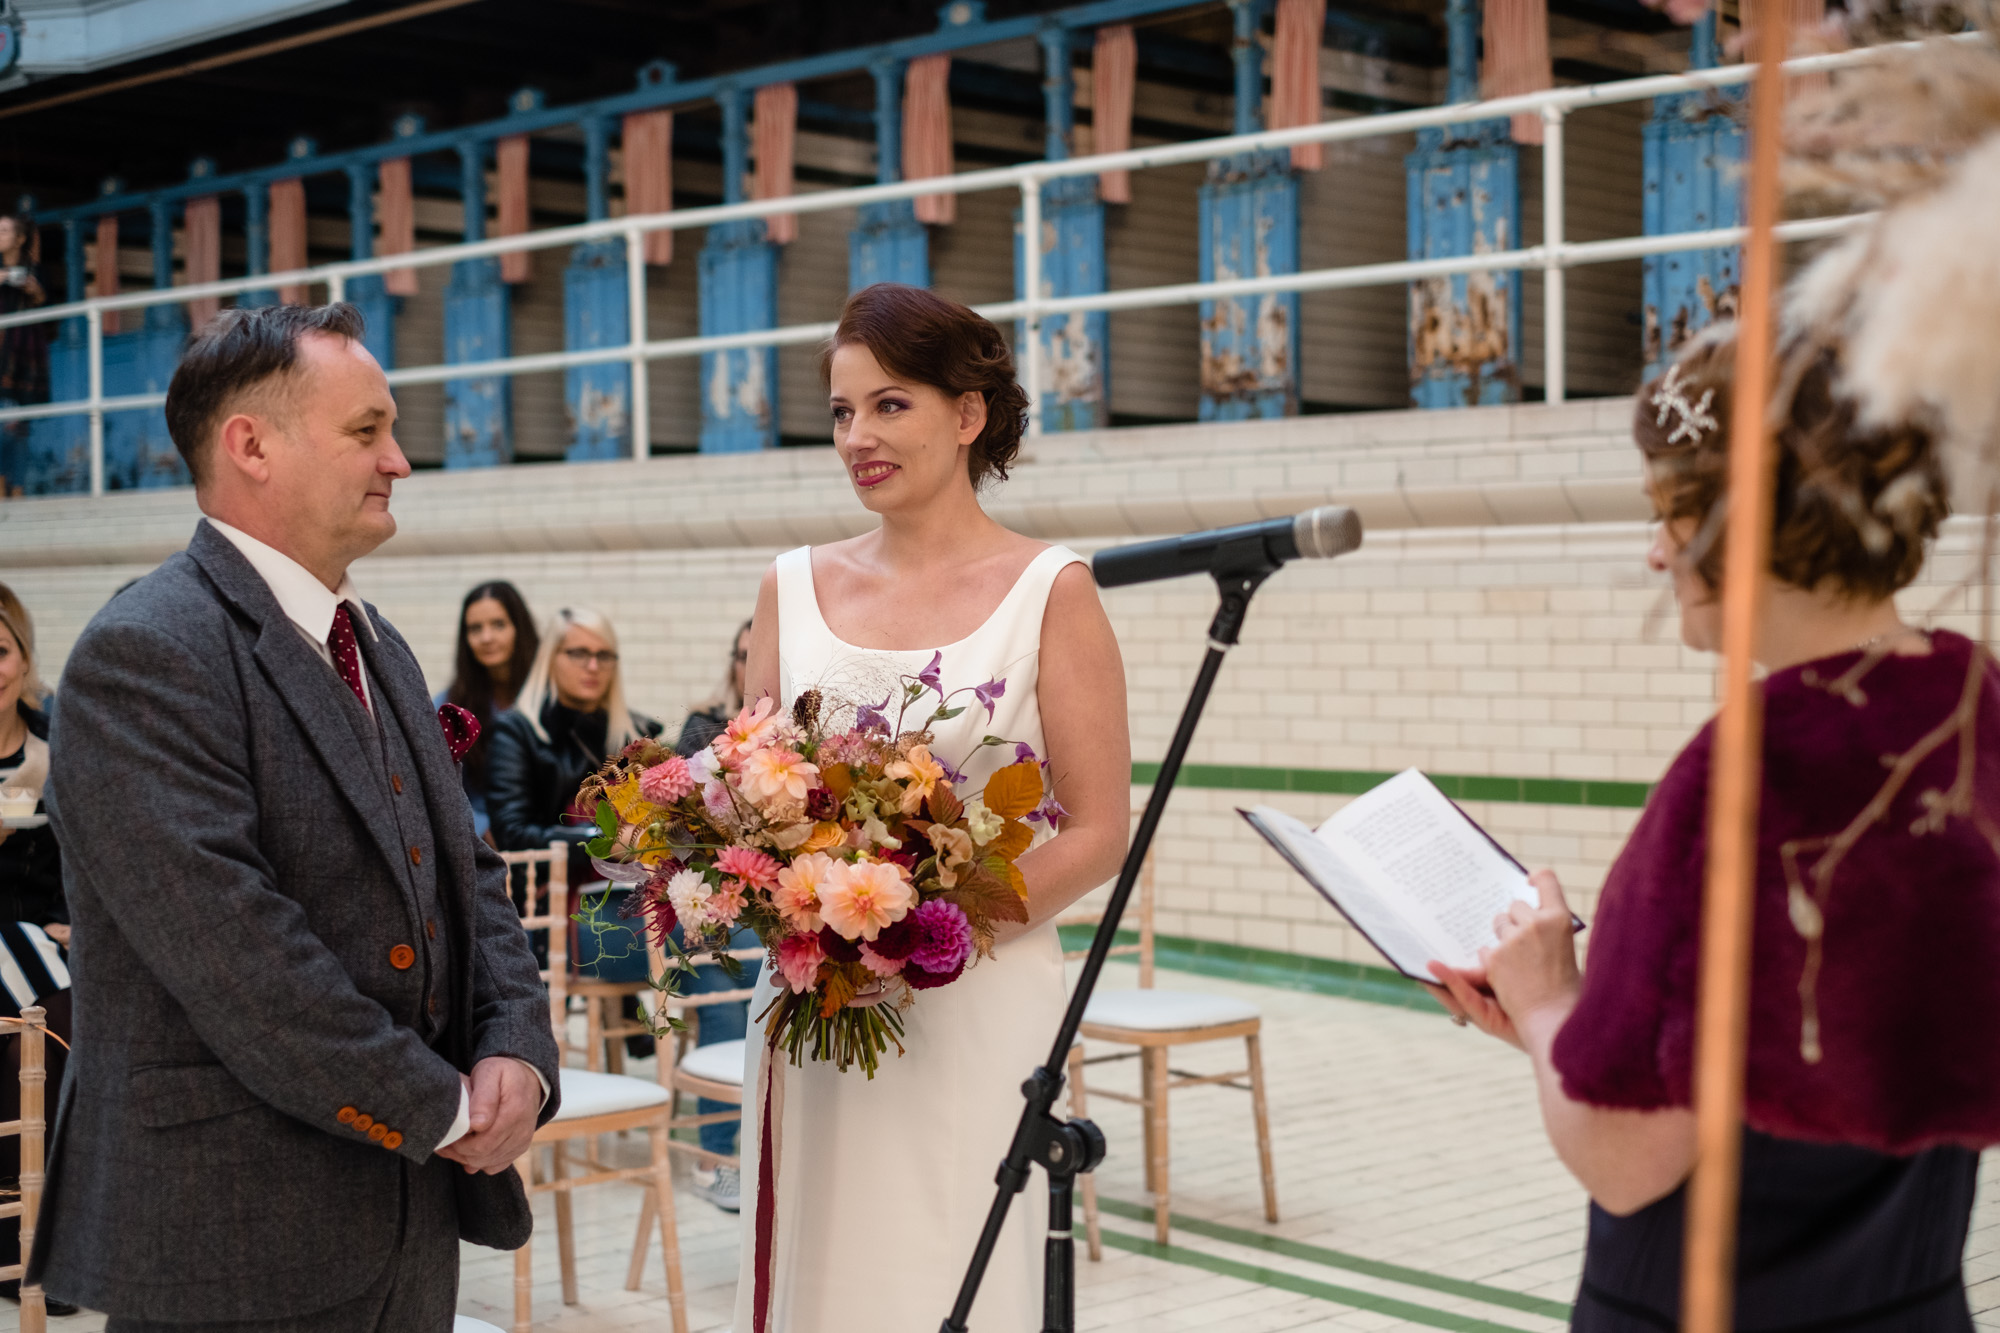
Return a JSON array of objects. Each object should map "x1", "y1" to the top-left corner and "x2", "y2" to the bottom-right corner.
[{"x1": 1419, "y1": 316, "x2": 2000, "y2": 1332}]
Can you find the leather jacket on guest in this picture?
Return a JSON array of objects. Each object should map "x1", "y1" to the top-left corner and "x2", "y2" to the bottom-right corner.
[
  {"x1": 487, "y1": 701, "x2": 661, "y2": 879},
  {"x1": 0, "y1": 704, "x2": 63, "y2": 928}
]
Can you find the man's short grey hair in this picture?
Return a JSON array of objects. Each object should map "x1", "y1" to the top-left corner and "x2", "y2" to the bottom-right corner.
[{"x1": 163, "y1": 302, "x2": 367, "y2": 485}]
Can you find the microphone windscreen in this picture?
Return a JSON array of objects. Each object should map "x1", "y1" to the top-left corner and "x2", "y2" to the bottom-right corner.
[{"x1": 1291, "y1": 506, "x2": 1363, "y2": 560}]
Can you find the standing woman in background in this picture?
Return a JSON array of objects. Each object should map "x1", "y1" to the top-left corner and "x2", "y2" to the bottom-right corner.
[
  {"x1": 675, "y1": 617, "x2": 751, "y2": 758},
  {"x1": 0, "y1": 584, "x2": 73, "y2": 1315},
  {"x1": 0, "y1": 214, "x2": 48, "y2": 497},
  {"x1": 440, "y1": 581, "x2": 539, "y2": 842}
]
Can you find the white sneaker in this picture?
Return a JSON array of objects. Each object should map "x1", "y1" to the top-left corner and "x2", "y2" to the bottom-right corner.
[{"x1": 692, "y1": 1164, "x2": 741, "y2": 1213}]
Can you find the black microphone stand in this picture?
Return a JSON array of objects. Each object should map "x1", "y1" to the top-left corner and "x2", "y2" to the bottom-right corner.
[{"x1": 942, "y1": 539, "x2": 1283, "y2": 1333}]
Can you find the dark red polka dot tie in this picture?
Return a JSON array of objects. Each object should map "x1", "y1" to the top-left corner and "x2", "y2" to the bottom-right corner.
[{"x1": 327, "y1": 604, "x2": 370, "y2": 716}]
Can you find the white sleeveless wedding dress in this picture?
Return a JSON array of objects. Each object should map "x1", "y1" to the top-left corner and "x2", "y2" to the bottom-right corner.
[{"x1": 732, "y1": 542, "x2": 1084, "y2": 1333}]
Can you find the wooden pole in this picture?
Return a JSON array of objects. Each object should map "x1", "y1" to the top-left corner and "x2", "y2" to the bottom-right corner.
[{"x1": 1682, "y1": 2, "x2": 1791, "y2": 1329}]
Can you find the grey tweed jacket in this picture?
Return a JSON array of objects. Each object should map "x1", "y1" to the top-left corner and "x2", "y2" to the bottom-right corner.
[{"x1": 31, "y1": 520, "x2": 561, "y2": 1322}]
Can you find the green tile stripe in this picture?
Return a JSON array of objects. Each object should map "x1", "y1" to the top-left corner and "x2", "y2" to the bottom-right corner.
[
  {"x1": 1134, "y1": 763, "x2": 1652, "y2": 809},
  {"x1": 1097, "y1": 1229, "x2": 1552, "y2": 1333},
  {"x1": 1094, "y1": 1197, "x2": 1573, "y2": 1320},
  {"x1": 1060, "y1": 926, "x2": 1439, "y2": 1011}
]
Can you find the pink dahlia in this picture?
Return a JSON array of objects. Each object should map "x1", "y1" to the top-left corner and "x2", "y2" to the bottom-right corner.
[
  {"x1": 776, "y1": 933, "x2": 826, "y2": 994},
  {"x1": 708, "y1": 878, "x2": 748, "y2": 926},
  {"x1": 818, "y1": 857, "x2": 916, "y2": 941},
  {"x1": 857, "y1": 942, "x2": 906, "y2": 977},
  {"x1": 639, "y1": 757, "x2": 694, "y2": 805},
  {"x1": 715, "y1": 845, "x2": 782, "y2": 891},
  {"x1": 906, "y1": 899, "x2": 974, "y2": 975}
]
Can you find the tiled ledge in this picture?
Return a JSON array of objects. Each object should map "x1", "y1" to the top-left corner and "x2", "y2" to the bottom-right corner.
[{"x1": 0, "y1": 397, "x2": 1650, "y2": 567}]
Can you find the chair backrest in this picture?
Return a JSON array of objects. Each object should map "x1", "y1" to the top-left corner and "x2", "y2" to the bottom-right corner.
[
  {"x1": 1057, "y1": 803, "x2": 1156, "y2": 988},
  {"x1": 1, "y1": 1005, "x2": 48, "y2": 1332},
  {"x1": 499, "y1": 841, "x2": 570, "y2": 1041},
  {"x1": 643, "y1": 938, "x2": 765, "y2": 1087}
]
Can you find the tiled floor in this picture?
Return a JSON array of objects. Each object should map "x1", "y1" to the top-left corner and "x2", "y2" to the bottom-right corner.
[{"x1": 14, "y1": 965, "x2": 2000, "y2": 1332}]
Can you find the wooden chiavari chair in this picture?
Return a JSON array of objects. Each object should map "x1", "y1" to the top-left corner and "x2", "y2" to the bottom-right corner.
[
  {"x1": 0, "y1": 1005, "x2": 49, "y2": 1333},
  {"x1": 1062, "y1": 812, "x2": 1279, "y2": 1248},
  {"x1": 502, "y1": 843, "x2": 688, "y2": 1333}
]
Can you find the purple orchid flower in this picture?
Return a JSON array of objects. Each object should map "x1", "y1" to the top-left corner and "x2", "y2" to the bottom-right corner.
[
  {"x1": 855, "y1": 691, "x2": 892, "y2": 734},
  {"x1": 1013, "y1": 742, "x2": 1038, "y2": 766},
  {"x1": 917, "y1": 650, "x2": 944, "y2": 694},
  {"x1": 937, "y1": 755, "x2": 968, "y2": 785},
  {"x1": 1025, "y1": 793, "x2": 1072, "y2": 827},
  {"x1": 972, "y1": 677, "x2": 1006, "y2": 720}
]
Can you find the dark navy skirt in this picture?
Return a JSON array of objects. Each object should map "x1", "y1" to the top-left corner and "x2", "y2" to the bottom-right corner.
[{"x1": 1573, "y1": 1129, "x2": 1979, "y2": 1333}]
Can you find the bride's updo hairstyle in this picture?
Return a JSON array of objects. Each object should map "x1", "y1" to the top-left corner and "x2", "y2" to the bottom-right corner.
[
  {"x1": 1635, "y1": 323, "x2": 1948, "y2": 600},
  {"x1": 821, "y1": 283, "x2": 1030, "y2": 489}
]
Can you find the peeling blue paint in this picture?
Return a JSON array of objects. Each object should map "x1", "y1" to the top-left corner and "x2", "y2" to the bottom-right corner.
[
  {"x1": 445, "y1": 144, "x2": 513, "y2": 467},
  {"x1": 1641, "y1": 13, "x2": 1741, "y2": 380},
  {"x1": 1199, "y1": 1, "x2": 1298, "y2": 421},
  {"x1": 699, "y1": 89, "x2": 779, "y2": 453},
  {"x1": 1405, "y1": 0, "x2": 1519, "y2": 408},
  {"x1": 851, "y1": 59, "x2": 930, "y2": 291}
]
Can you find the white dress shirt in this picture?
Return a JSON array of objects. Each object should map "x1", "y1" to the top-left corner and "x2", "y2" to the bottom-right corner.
[{"x1": 207, "y1": 518, "x2": 546, "y2": 1150}]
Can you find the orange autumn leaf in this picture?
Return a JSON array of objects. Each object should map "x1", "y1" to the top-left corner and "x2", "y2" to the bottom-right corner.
[
  {"x1": 981, "y1": 761, "x2": 1043, "y2": 820},
  {"x1": 986, "y1": 818, "x2": 1033, "y2": 863},
  {"x1": 927, "y1": 782, "x2": 964, "y2": 827}
]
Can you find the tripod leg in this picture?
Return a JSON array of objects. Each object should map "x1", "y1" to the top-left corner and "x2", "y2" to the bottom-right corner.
[{"x1": 1043, "y1": 1170, "x2": 1076, "y2": 1333}]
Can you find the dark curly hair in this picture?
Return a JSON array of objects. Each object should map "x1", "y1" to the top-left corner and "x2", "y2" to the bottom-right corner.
[
  {"x1": 1635, "y1": 325, "x2": 1949, "y2": 600},
  {"x1": 820, "y1": 283, "x2": 1029, "y2": 490}
]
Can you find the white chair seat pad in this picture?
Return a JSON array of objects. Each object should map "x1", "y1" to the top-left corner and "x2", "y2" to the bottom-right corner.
[
  {"x1": 455, "y1": 1319, "x2": 507, "y2": 1333},
  {"x1": 553, "y1": 1068, "x2": 671, "y2": 1121},
  {"x1": 1082, "y1": 989, "x2": 1261, "y2": 1032},
  {"x1": 678, "y1": 1038, "x2": 748, "y2": 1087}
]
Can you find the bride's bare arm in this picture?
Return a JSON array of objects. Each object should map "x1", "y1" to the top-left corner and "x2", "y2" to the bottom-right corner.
[
  {"x1": 744, "y1": 564, "x2": 782, "y2": 708},
  {"x1": 996, "y1": 562, "x2": 1130, "y2": 942}
]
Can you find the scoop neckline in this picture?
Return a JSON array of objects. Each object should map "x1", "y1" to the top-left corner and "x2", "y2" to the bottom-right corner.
[{"x1": 801, "y1": 544, "x2": 1066, "y2": 655}]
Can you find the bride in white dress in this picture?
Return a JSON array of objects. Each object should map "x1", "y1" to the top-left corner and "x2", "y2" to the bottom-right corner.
[{"x1": 734, "y1": 284, "x2": 1130, "y2": 1333}]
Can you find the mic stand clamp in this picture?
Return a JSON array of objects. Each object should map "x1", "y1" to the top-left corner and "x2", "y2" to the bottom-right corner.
[{"x1": 942, "y1": 550, "x2": 1279, "y2": 1333}]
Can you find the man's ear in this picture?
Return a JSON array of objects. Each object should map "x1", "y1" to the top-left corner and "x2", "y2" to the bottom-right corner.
[
  {"x1": 957, "y1": 390, "x2": 988, "y2": 446},
  {"x1": 214, "y1": 411, "x2": 273, "y2": 484}
]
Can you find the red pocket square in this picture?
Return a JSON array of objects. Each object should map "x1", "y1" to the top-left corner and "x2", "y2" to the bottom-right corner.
[{"x1": 437, "y1": 703, "x2": 480, "y2": 763}]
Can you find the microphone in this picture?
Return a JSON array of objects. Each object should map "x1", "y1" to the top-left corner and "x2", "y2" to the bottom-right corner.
[{"x1": 1091, "y1": 506, "x2": 1363, "y2": 588}]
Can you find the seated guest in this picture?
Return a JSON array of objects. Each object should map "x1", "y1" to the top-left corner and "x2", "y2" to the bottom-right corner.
[
  {"x1": 675, "y1": 617, "x2": 751, "y2": 758},
  {"x1": 488, "y1": 605, "x2": 659, "y2": 874},
  {"x1": 1430, "y1": 326, "x2": 2000, "y2": 1331},
  {"x1": 0, "y1": 585, "x2": 62, "y2": 938},
  {"x1": 0, "y1": 587, "x2": 75, "y2": 1314},
  {"x1": 438, "y1": 581, "x2": 538, "y2": 842}
]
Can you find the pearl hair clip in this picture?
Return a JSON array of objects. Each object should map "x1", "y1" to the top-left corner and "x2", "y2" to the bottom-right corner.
[{"x1": 1651, "y1": 364, "x2": 1719, "y2": 446}]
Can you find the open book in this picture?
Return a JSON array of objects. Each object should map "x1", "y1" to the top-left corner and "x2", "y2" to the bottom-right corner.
[{"x1": 1240, "y1": 768, "x2": 1573, "y2": 979}]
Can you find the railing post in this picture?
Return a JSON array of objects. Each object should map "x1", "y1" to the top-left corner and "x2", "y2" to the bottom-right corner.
[
  {"x1": 1020, "y1": 174, "x2": 1043, "y2": 437},
  {"x1": 344, "y1": 161, "x2": 393, "y2": 366},
  {"x1": 626, "y1": 225, "x2": 649, "y2": 461},
  {"x1": 1541, "y1": 105, "x2": 1566, "y2": 405},
  {"x1": 86, "y1": 305, "x2": 103, "y2": 498}
]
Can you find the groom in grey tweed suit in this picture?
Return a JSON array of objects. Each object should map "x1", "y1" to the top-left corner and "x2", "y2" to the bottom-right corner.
[{"x1": 34, "y1": 303, "x2": 560, "y2": 1330}]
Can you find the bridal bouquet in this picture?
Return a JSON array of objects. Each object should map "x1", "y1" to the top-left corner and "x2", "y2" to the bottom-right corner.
[{"x1": 576, "y1": 653, "x2": 1057, "y2": 1076}]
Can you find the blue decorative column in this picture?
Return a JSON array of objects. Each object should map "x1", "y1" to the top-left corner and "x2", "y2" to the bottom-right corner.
[
  {"x1": 1405, "y1": 0, "x2": 1520, "y2": 407},
  {"x1": 345, "y1": 163, "x2": 397, "y2": 368},
  {"x1": 697, "y1": 86, "x2": 778, "y2": 453},
  {"x1": 1641, "y1": 12, "x2": 1741, "y2": 379},
  {"x1": 564, "y1": 114, "x2": 632, "y2": 460},
  {"x1": 1199, "y1": 0, "x2": 1300, "y2": 420},
  {"x1": 20, "y1": 218, "x2": 88, "y2": 493},
  {"x1": 445, "y1": 140, "x2": 512, "y2": 467},
  {"x1": 102, "y1": 197, "x2": 189, "y2": 488},
  {"x1": 1014, "y1": 25, "x2": 1110, "y2": 432},
  {"x1": 850, "y1": 59, "x2": 930, "y2": 291},
  {"x1": 242, "y1": 182, "x2": 275, "y2": 308}
]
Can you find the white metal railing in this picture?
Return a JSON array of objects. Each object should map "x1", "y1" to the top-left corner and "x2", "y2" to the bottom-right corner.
[{"x1": 0, "y1": 35, "x2": 1959, "y2": 497}]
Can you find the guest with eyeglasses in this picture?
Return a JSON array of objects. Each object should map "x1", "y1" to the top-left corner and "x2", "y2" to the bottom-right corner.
[
  {"x1": 675, "y1": 618, "x2": 752, "y2": 758},
  {"x1": 488, "y1": 606, "x2": 660, "y2": 883},
  {"x1": 437, "y1": 582, "x2": 539, "y2": 843}
]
